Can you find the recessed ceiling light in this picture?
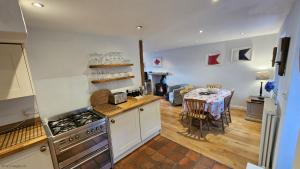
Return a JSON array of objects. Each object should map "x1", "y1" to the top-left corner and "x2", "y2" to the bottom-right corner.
[
  {"x1": 32, "y1": 2, "x2": 44, "y2": 8},
  {"x1": 240, "y1": 32, "x2": 246, "y2": 35},
  {"x1": 212, "y1": 0, "x2": 219, "y2": 3},
  {"x1": 136, "y1": 26, "x2": 143, "y2": 30},
  {"x1": 199, "y1": 30, "x2": 204, "y2": 34}
]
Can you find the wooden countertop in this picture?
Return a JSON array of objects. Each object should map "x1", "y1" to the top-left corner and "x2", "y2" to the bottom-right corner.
[
  {"x1": 94, "y1": 95, "x2": 161, "y2": 118},
  {"x1": 0, "y1": 119, "x2": 48, "y2": 159}
]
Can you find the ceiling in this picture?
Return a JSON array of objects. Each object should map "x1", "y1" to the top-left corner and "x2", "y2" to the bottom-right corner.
[{"x1": 20, "y1": 0, "x2": 294, "y2": 52}]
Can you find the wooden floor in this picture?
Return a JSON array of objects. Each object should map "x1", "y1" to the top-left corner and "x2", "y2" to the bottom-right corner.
[{"x1": 160, "y1": 99, "x2": 261, "y2": 169}]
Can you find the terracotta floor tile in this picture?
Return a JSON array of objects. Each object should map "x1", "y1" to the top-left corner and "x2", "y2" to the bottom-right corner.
[
  {"x1": 165, "y1": 141, "x2": 179, "y2": 150},
  {"x1": 193, "y1": 162, "x2": 211, "y2": 169},
  {"x1": 139, "y1": 160, "x2": 155, "y2": 169},
  {"x1": 151, "y1": 152, "x2": 166, "y2": 162},
  {"x1": 175, "y1": 145, "x2": 190, "y2": 155},
  {"x1": 158, "y1": 145, "x2": 173, "y2": 157},
  {"x1": 114, "y1": 136, "x2": 230, "y2": 169},
  {"x1": 120, "y1": 162, "x2": 137, "y2": 169},
  {"x1": 179, "y1": 156, "x2": 196, "y2": 168},
  {"x1": 196, "y1": 155, "x2": 215, "y2": 168},
  {"x1": 172, "y1": 164, "x2": 186, "y2": 169},
  {"x1": 186, "y1": 150, "x2": 201, "y2": 161},
  {"x1": 149, "y1": 141, "x2": 164, "y2": 151},
  {"x1": 169, "y1": 151, "x2": 186, "y2": 162},
  {"x1": 143, "y1": 147, "x2": 156, "y2": 156},
  {"x1": 212, "y1": 162, "x2": 231, "y2": 169}
]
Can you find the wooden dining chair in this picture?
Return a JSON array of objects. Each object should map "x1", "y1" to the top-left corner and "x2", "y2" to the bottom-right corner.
[
  {"x1": 224, "y1": 90, "x2": 235, "y2": 123},
  {"x1": 206, "y1": 83, "x2": 222, "y2": 89},
  {"x1": 185, "y1": 99, "x2": 209, "y2": 137}
]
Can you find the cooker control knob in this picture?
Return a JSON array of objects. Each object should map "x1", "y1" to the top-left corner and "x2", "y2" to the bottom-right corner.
[
  {"x1": 69, "y1": 137, "x2": 73, "y2": 141},
  {"x1": 87, "y1": 131, "x2": 90, "y2": 134}
]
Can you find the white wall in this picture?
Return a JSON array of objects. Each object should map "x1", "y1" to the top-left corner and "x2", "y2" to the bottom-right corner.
[
  {"x1": 145, "y1": 34, "x2": 277, "y2": 108},
  {"x1": 272, "y1": 0, "x2": 300, "y2": 168},
  {"x1": 23, "y1": 28, "x2": 141, "y2": 119}
]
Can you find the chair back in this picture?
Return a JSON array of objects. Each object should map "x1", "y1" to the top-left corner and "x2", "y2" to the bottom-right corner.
[
  {"x1": 224, "y1": 90, "x2": 234, "y2": 110},
  {"x1": 185, "y1": 99, "x2": 207, "y2": 119},
  {"x1": 207, "y1": 83, "x2": 222, "y2": 89}
]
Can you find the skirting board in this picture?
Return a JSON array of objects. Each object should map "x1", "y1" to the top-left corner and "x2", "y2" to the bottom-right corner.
[
  {"x1": 113, "y1": 130, "x2": 160, "y2": 163},
  {"x1": 231, "y1": 105, "x2": 247, "y2": 111}
]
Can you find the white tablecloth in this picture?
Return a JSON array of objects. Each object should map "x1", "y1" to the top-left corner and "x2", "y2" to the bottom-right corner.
[{"x1": 183, "y1": 88, "x2": 231, "y2": 120}]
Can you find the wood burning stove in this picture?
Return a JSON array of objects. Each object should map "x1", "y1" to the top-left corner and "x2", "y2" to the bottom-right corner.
[{"x1": 155, "y1": 75, "x2": 167, "y2": 96}]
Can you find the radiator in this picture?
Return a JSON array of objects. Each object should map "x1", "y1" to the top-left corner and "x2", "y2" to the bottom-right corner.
[{"x1": 258, "y1": 99, "x2": 279, "y2": 169}]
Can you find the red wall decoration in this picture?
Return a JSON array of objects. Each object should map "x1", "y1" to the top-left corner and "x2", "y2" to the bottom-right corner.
[
  {"x1": 207, "y1": 53, "x2": 221, "y2": 65},
  {"x1": 152, "y1": 57, "x2": 162, "y2": 67}
]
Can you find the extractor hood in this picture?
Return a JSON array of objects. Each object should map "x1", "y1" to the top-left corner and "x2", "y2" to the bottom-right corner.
[{"x1": 0, "y1": 0, "x2": 27, "y2": 43}]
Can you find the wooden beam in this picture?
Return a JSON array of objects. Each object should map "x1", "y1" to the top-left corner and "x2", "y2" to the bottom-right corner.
[{"x1": 139, "y1": 40, "x2": 145, "y2": 85}]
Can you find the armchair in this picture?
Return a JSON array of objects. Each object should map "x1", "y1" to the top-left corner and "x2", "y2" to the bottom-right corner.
[{"x1": 167, "y1": 84, "x2": 191, "y2": 106}]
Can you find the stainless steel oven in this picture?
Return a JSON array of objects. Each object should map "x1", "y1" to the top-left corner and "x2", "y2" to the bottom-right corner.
[{"x1": 44, "y1": 107, "x2": 113, "y2": 169}]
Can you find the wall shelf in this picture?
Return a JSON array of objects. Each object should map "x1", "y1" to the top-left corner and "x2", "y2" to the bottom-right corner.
[
  {"x1": 89, "y1": 64, "x2": 134, "y2": 68},
  {"x1": 91, "y1": 76, "x2": 135, "y2": 84}
]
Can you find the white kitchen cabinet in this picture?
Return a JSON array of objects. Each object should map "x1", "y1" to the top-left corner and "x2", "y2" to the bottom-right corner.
[
  {"x1": 0, "y1": 142, "x2": 54, "y2": 169},
  {"x1": 139, "y1": 100, "x2": 161, "y2": 141},
  {"x1": 109, "y1": 108, "x2": 141, "y2": 160},
  {"x1": 0, "y1": 44, "x2": 34, "y2": 100},
  {"x1": 109, "y1": 100, "x2": 161, "y2": 162}
]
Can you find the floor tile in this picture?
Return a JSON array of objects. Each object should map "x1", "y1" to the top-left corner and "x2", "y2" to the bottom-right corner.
[
  {"x1": 212, "y1": 162, "x2": 231, "y2": 169},
  {"x1": 115, "y1": 135, "x2": 230, "y2": 169}
]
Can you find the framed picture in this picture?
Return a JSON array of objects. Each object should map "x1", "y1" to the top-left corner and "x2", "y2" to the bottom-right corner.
[
  {"x1": 231, "y1": 47, "x2": 252, "y2": 62},
  {"x1": 206, "y1": 52, "x2": 221, "y2": 66},
  {"x1": 152, "y1": 57, "x2": 162, "y2": 67}
]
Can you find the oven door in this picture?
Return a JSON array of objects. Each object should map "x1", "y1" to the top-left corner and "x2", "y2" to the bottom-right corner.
[
  {"x1": 69, "y1": 148, "x2": 111, "y2": 169},
  {"x1": 56, "y1": 133, "x2": 112, "y2": 169}
]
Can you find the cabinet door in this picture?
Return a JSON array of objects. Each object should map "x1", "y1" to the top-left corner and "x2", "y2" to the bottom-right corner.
[
  {"x1": 0, "y1": 44, "x2": 34, "y2": 100},
  {"x1": 0, "y1": 143, "x2": 54, "y2": 169},
  {"x1": 139, "y1": 100, "x2": 161, "y2": 141},
  {"x1": 109, "y1": 108, "x2": 141, "y2": 160}
]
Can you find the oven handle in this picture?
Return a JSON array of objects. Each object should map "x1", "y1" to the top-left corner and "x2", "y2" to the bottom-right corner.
[
  {"x1": 56, "y1": 131, "x2": 106, "y2": 154},
  {"x1": 69, "y1": 147, "x2": 109, "y2": 169}
]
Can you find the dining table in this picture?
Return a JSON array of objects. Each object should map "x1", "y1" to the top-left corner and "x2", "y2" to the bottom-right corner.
[{"x1": 183, "y1": 88, "x2": 232, "y2": 120}]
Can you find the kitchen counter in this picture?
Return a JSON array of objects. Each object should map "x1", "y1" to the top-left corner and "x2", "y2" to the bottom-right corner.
[
  {"x1": 0, "y1": 118, "x2": 48, "y2": 158},
  {"x1": 94, "y1": 95, "x2": 161, "y2": 117}
]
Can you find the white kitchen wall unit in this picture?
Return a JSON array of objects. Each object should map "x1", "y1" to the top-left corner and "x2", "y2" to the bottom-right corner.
[
  {"x1": 109, "y1": 100, "x2": 161, "y2": 162},
  {"x1": 0, "y1": 44, "x2": 34, "y2": 100},
  {"x1": 0, "y1": 0, "x2": 27, "y2": 43},
  {"x1": 0, "y1": 142, "x2": 54, "y2": 169}
]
